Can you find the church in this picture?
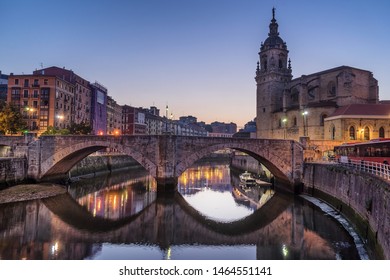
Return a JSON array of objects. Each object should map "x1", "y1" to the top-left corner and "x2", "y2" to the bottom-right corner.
[{"x1": 256, "y1": 9, "x2": 390, "y2": 143}]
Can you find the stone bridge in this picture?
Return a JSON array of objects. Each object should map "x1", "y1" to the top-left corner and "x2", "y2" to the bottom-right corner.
[
  {"x1": 26, "y1": 135, "x2": 304, "y2": 191},
  {"x1": 23, "y1": 135, "x2": 304, "y2": 191}
]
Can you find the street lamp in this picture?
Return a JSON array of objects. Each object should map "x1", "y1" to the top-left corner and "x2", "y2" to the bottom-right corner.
[
  {"x1": 282, "y1": 118, "x2": 287, "y2": 139},
  {"x1": 302, "y1": 110, "x2": 308, "y2": 137}
]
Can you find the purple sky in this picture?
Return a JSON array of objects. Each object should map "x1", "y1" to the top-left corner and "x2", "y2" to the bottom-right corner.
[{"x1": 1, "y1": 0, "x2": 389, "y2": 128}]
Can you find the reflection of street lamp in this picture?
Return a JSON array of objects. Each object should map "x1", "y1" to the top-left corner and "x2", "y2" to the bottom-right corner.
[
  {"x1": 282, "y1": 118, "x2": 287, "y2": 139},
  {"x1": 302, "y1": 110, "x2": 308, "y2": 136}
]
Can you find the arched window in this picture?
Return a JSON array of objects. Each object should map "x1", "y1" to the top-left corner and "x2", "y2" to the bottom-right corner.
[
  {"x1": 331, "y1": 125, "x2": 336, "y2": 140},
  {"x1": 327, "y1": 81, "x2": 336, "y2": 96},
  {"x1": 349, "y1": 126, "x2": 356, "y2": 140},
  {"x1": 320, "y1": 114, "x2": 328, "y2": 126},
  {"x1": 290, "y1": 88, "x2": 299, "y2": 104},
  {"x1": 364, "y1": 126, "x2": 370, "y2": 140},
  {"x1": 379, "y1": 126, "x2": 385, "y2": 138}
]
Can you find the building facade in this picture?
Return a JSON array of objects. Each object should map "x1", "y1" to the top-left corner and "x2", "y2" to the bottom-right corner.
[
  {"x1": 122, "y1": 105, "x2": 147, "y2": 135},
  {"x1": 7, "y1": 74, "x2": 74, "y2": 135},
  {"x1": 107, "y1": 95, "x2": 122, "y2": 135},
  {"x1": 90, "y1": 82, "x2": 107, "y2": 135},
  {"x1": 0, "y1": 71, "x2": 8, "y2": 102},
  {"x1": 256, "y1": 9, "x2": 382, "y2": 142},
  {"x1": 33, "y1": 67, "x2": 92, "y2": 125}
]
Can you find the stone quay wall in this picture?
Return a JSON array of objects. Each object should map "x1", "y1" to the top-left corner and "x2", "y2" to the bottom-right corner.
[
  {"x1": 0, "y1": 158, "x2": 28, "y2": 188},
  {"x1": 302, "y1": 163, "x2": 390, "y2": 259},
  {"x1": 69, "y1": 154, "x2": 142, "y2": 178}
]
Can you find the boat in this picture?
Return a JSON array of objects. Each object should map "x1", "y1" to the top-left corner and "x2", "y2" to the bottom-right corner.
[{"x1": 239, "y1": 171, "x2": 257, "y2": 186}]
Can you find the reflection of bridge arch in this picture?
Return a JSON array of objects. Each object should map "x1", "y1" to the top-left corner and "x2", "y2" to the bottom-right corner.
[
  {"x1": 43, "y1": 191, "x2": 291, "y2": 236},
  {"x1": 29, "y1": 135, "x2": 303, "y2": 191}
]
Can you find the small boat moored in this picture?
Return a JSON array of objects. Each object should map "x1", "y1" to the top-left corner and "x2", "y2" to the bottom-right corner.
[{"x1": 239, "y1": 171, "x2": 257, "y2": 186}]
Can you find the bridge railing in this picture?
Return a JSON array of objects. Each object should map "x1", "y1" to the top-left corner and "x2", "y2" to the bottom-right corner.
[{"x1": 339, "y1": 159, "x2": 390, "y2": 181}]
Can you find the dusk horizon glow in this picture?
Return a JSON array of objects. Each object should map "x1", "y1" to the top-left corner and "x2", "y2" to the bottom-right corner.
[{"x1": 1, "y1": 0, "x2": 389, "y2": 128}]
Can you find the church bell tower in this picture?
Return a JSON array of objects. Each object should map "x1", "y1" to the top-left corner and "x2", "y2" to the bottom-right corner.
[{"x1": 256, "y1": 8, "x2": 292, "y2": 138}]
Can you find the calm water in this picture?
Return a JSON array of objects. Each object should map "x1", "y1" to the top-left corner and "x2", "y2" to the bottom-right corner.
[{"x1": 0, "y1": 160, "x2": 364, "y2": 260}]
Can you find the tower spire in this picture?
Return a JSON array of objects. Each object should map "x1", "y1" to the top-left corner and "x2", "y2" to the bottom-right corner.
[
  {"x1": 272, "y1": 7, "x2": 275, "y2": 20},
  {"x1": 269, "y1": 7, "x2": 279, "y2": 36}
]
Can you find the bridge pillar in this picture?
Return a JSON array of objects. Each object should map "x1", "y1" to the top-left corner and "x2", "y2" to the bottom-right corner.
[{"x1": 156, "y1": 177, "x2": 178, "y2": 193}]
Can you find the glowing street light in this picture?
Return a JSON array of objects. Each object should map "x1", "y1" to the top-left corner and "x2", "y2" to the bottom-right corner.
[
  {"x1": 282, "y1": 118, "x2": 287, "y2": 139},
  {"x1": 302, "y1": 110, "x2": 308, "y2": 137}
]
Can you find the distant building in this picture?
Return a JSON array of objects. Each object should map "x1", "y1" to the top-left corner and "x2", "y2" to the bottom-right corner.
[
  {"x1": 210, "y1": 121, "x2": 237, "y2": 135},
  {"x1": 179, "y1": 115, "x2": 197, "y2": 125},
  {"x1": 0, "y1": 71, "x2": 8, "y2": 102},
  {"x1": 106, "y1": 95, "x2": 122, "y2": 135},
  {"x1": 90, "y1": 82, "x2": 107, "y2": 135},
  {"x1": 122, "y1": 105, "x2": 146, "y2": 135},
  {"x1": 144, "y1": 106, "x2": 164, "y2": 135},
  {"x1": 7, "y1": 73, "x2": 74, "y2": 135},
  {"x1": 234, "y1": 119, "x2": 257, "y2": 138},
  {"x1": 33, "y1": 67, "x2": 92, "y2": 125}
]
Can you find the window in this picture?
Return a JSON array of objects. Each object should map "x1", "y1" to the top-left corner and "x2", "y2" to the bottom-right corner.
[
  {"x1": 15, "y1": 79, "x2": 19, "y2": 85},
  {"x1": 331, "y1": 126, "x2": 336, "y2": 140},
  {"x1": 24, "y1": 79, "x2": 29, "y2": 87},
  {"x1": 379, "y1": 127, "x2": 385, "y2": 138},
  {"x1": 364, "y1": 126, "x2": 370, "y2": 140},
  {"x1": 320, "y1": 114, "x2": 327, "y2": 126},
  {"x1": 293, "y1": 116, "x2": 297, "y2": 126},
  {"x1": 44, "y1": 79, "x2": 48, "y2": 85},
  {"x1": 349, "y1": 126, "x2": 356, "y2": 140},
  {"x1": 291, "y1": 88, "x2": 299, "y2": 104},
  {"x1": 327, "y1": 81, "x2": 336, "y2": 96},
  {"x1": 33, "y1": 90, "x2": 39, "y2": 98},
  {"x1": 23, "y1": 90, "x2": 29, "y2": 98}
]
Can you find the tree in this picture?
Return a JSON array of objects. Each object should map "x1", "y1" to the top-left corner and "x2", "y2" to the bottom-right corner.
[
  {"x1": 0, "y1": 104, "x2": 27, "y2": 135},
  {"x1": 68, "y1": 121, "x2": 92, "y2": 135},
  {"x1": 41, "y1": 126, "x2": 70, "y2": 135}
]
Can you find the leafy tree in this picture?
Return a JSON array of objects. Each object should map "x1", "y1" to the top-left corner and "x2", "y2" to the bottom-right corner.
[
  {"x1": 0, "y1": 104, "x2": 27, "y2": 135},
  {"x1": 41, "y1": 126, "x2": 70, "y2": 135},
  {"x1": 68, "y1": 121, "x2": 92, "y2": 135}
]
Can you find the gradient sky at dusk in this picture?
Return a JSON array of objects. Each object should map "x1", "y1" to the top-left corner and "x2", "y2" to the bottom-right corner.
[{"x1": 1, "y1": 0, "x2": 389, "y2": 128}]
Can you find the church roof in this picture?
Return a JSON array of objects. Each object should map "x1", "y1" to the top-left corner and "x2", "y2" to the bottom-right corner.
[
  {"x1": 327, "y1": 104, "x2": 390, "y2": 119},
  {"x1": 261, "y1": 8, "x2": 287, "y2": 50}
]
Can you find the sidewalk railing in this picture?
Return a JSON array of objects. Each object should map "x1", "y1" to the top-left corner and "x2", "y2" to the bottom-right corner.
[{"x1": 338, "y1": 159, "x2": 390, "y2": 181}]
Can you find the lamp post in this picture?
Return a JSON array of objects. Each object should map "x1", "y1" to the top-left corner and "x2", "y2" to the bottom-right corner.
[
  {"x1": 282, "y1": 118, "x2": 287, "y2": 139},
  {"x1": 302, "y1": 110, "x2": 308, "y2": 137}
]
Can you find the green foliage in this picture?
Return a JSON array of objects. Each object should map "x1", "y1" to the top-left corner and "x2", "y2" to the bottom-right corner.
[
  {"x1": 68, "y1": 121, "x2": 92, "y2": 135},
  {"x1": 41, "y1": 126, "x2": 70, "y2": 135},
  {"x1": 41, "y1": 122, "x2": 91, "y2": 136},
  {"x1": 0, "y1": 104, "x2": 27, "y2": 135}
]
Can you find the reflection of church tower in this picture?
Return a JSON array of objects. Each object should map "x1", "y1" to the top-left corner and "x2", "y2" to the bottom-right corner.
[{"x1": 256, "y1": 8, "x2": 292, "y2": 138}]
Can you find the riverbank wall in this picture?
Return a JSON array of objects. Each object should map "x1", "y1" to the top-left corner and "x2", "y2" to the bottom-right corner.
[
  {"x1": 0, "y1": 155, "x2": 142, "y2": 188},
  {"x1": 69, "y1": 154, "x2": 142, "y2": 178},
  {"x1": 302, "y1": 163, "x2": 390, "y2": 259},
  {"x1": 0, "y1": 158, "x2": 27, "y2": 188}
]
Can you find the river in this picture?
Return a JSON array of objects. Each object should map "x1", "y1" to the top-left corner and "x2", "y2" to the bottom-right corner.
[{"x1": 0, "y1": 158, "x2": 367, "y2": 260}]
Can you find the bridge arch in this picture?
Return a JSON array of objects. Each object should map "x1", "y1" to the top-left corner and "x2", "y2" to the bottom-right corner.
[
  {"x1": 39, "y1": 137, "x2": 157, "y2": 181},
  {"x1": 174, "y1": 138, "x2": 303, "y2": 188}
]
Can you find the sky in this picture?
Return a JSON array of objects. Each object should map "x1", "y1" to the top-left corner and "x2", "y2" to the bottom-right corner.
[{"x1": 1, "y1": 0, "x2": 390, "y2": 128}]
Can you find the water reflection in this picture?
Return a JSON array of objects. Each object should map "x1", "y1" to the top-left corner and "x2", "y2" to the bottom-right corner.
[
  {"x1": 73, "y1": 171, "x2": 157, "y2": 219},
  {"x1": 0, "y1": 161, "x2": 363, "y2": 260},
  {"x1": 178, "y1": 164, "x2": 275, "y2": 222}
]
